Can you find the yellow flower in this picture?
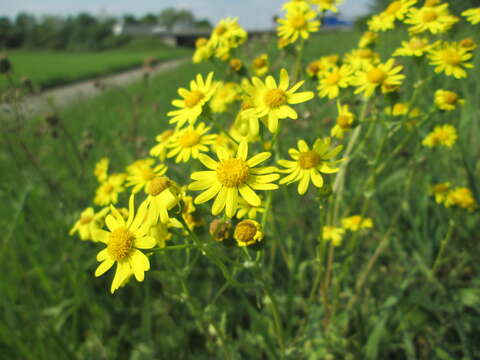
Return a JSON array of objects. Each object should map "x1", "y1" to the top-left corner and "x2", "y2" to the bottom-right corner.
[
  {"x1": 252, "y1": 54, "x2": 269, "y2": 76},
  {"x1": 247, "y1": 68, "x2": 314, "y2": 133},
  {"x1": 342, "y1": 215, "x2": 373, "y2": 231},
  {"x1": 237, "y1": 197, "x2": 265, "y2": 219},
  {"x1": 181, "y1": 195, "x2": 204, "y2": 230},
  {"x1": 353, "y1": 59, "x2": 405, "y2": 98},
  {"x1": 445, "y1": 187, "x2": 476, "y2": 211},
  {"x1": 149, "y1": 218, "x2": 183, "y2": 248},
  {"x1": 317, "y1": 65, "x2": 353, "y2": 99},
  {"x1": 429, "y1": 182, "x2": 451, "y2": 204},
  {"x1": 211, "y1": 133, "x2": 238, "y2": 156},
  {"x1": 126, "y1": 158, "x2": 168, "y2": 194},
  {"x1": 210, "y1": 82, "x2": 240, "y2": 113},
  {"x1": 278, "y1": 138, "x2": 343, "y2": 195},
  {"x1": 428, "y1": 42, "x2": 474, "y2": 79},
  {"x1": 460, "y1": 38, "x2": 477, "y2": 52},
  {"x1": 93, "y1": 195, "x2": 156, "y2": 294},
  {"x1": 422, "y1": 124, "x2": 458, "y2": 148},
  {"x1": 383, "y1": 0, "x2": 417, "y2": 20},
  {"x1": 434, "y1": 90, "x2": 464, "y2": 111},
  {"x1": 385, "y1": 102, "x2": 410, "y2": 116},
  {"x1": 189, "y1": 141, "x2": 279, "y2": 218},
  {"x1": 229, "y1": 58, "x2": 243, "y2": 72},
  {"x1": 167, "y1": 123, "x2": 217, "y2": 163},
  {"x1": 306, "y1": 59, "x2": 325, "y2": 78},
  {"x1": 344, "y1": 48, "x2": 381, "y2": 71},
  {"x1": 277, "y1": 5, "x2": 320, "y2": 44},
  {"x1": 143, "y1": 177, "x2": 179, "y2": 224},
  {"x1": 149, "y1": 129, "x2": 174, "y2": 161},
  {"x1": 358, "y1": 31, "x2": 378, "y2": 48},
  {"x1": 323, "y1": 226, "x2": 345, "y2": 246},
  {"x1": 462, "y1": 7, "x2": 480, "y2": 25},
  {"x1": 311, "y1": 0, "x2": 343, "y2": 13},
  {"x1": 393, "y1": 37, "x2": 432, "y2": 57},
  {"x1": 167, "y1": 72, "x2": 217, "y2": 127},
  {"x1": 94, "y1": 157, "x2": 109, "y2": 183},
  {"x1": 331, "y1": 102, "x2": 355, "y2": 139},
  {"x1": 94, "y1": 173, "x2": 126, "y2": 206},
  {"x1": 367, "y1": 12, "x2": 396, "y2": 32},
  {"x1": 209, "y1": 219, "x2": 232, "y2": 242},
  {"x1": 70, "y1": 207, "x2": 110, "y2": 241},
  {"x1": 234, "y1": 219, "x2": 263, "y2": 247},
  {"x1": 404, "y1": 4, "x2": 458, "y2": 34},
  {"x1": 192, "y1": 37, "x2": 213, "y2": 64},
  {"x1": 209, "y1": 17, "x2": 247, "y2": 55}
]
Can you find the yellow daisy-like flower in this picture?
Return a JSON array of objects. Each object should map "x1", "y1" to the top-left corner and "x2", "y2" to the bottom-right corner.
[
  {"x1": 428, "y1": 42, "x2": 474, "y2": 79},
  {"x1": 149, "y1": 218, "x2": 183, "y2": 248},
  {"x1": 353, "y1": 59, "x2": 405, "y2": 98},
  {"x1": 125, "y1": 158, "x2": 168, "y2": 194},
  {"x1": 393, "y1": 37, "x2": 432, "y2": 57},
  {"x1": 462, "y1": 7, "x2": 480, "y2": 25},
  {"x1": 331, "y1": 102, "x2": 355, "y2": 139},
  {"x1": 234, "y1": 219, "x2": 263, "y2": 247},
  {"x1": 93, "y1": 195, "x2": 156, "y2": 294},
  {"x1": 311, "y1": 0, "x2": 343, "y2": 13},
  {"x1": 192, "y1": 37, "x2": 213, "y2": 64},
  {"x1": 237, "y1": 197, "x2": 265, "y2": 219},
  {"x1": 344, "y1": 48, "x2": 381, "y2": 71},
  {"x1": 167, "y1": 122, "x2": 217, "y2": 163},
  {"x1": 143, "y1": 177, "x2": 180, "y2": 224},
  {"x1": 247, "y1": 68, "x2": 314, "y2": 133},
  {"x1": 94, "y1": 157, "x2": 109, "y2": 183},
  {"x1": 323, "y1": 226, "x2": 345, "y2": 246},
  {"x1": 429, "y1": 182, "x2": 451, "y2": 204},
  {"x1": 358, "y1": 31, "x2": 378, "y2": 48},
  {"x1": 210, "y1": 82, "x2": 240, "y2": 114},
  {"x1": 278, "y1": 138, "x2": 343, "y2": 195},
  {"x1": 252, "y1": 54, "x2": 269, "y2": 76},
  {"x1": 385, "y1": 102, "x2": 410, "y2": 117},
  {"x1": 229, "y1": 58, "x2": 243, "y2": 72},
  {"x1": 209, "y1": 17, "x2": 247, "y2": 52},
  {"x1": 70, "y1": 207, "x2": 110, "y2": 241},
  {"x1": 149, "y1": 129, "x2": 174, "y2": 161},
  {"x1": 277, "y1": 5, "x2": 320, "y2": 44},
  {"x1": 367, "y1": 12, "x2": 396, "y2": 32},
  {"x1": 167, "y1": 72, "x2": 217, "y2": 127},
  {"x1": 306, "y1": 58, "x2": 331, "y2": 78},
  {"x1": 460, "y1": 38, "x2": 477, "y2": 52},
  {"x1": 422, "y1": 124, "x2": 458, "y2": 148},
  {"x1": 434, "y1": 90, "x2": 464, "y2": 111},
  {"x1": 384, "y1": 0, "x2": 417, "y2": 20},
  {"x1": 94, "y1": 173, "x2": 126, "y2": 206},
  {"x1": 317, "y1": 65, "x2": 353, "y2": 99},
  {"x1": 189, "y1": 141, "x2": 279, "y2": 218},
  {"x1": 341, "y1": 215, "x2": 373, "y2": 231},
  {"x1": 445, "y1": 187, "x2": 476, "y2": 211},
  {"x1": 404, "y1": 4, "x2": 458, "y2": 34}
]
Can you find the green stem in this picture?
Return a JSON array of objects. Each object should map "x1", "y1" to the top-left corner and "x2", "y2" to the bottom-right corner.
[{"x1": 432, "y1": 219, "x2": 455, "y2": 274}]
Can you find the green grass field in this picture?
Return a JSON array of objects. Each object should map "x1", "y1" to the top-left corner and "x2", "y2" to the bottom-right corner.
[
  {"x1": 1, "y1": 25, "x2": 480, "y2": 359},
  {"x1": 0, "y1": 40, "x2": 191, "y2": 91}
]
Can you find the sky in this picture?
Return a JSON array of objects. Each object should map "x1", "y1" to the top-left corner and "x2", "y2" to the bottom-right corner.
[{"x1": 0, "y1": 0, "x2": 373, "y2": 30}]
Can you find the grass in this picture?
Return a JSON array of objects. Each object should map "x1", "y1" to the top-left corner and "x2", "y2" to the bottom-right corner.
[
  {"x1": 0, "y1": 39, "x2": 191, "y2": 91},
  {"x1": 1, "y1": 25, "x2": 480, "y2": 359}
]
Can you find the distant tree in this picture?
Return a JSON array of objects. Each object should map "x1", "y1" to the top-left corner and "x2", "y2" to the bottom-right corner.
[
  {"x1": 122, "y1": 15, "x2": 138, "y2": 25},
  {"x1": 140, "y1": 13, "x2": 158, "y2": 25},
  {"x1": 158, "y1": 8, "x2": 195, "y2": 30},
  {"x1": 0, "y1": 17, "x2": 13, "y2": 48},
  {"x1": 194, "y1": 19, "x2": 213, "y2": 30}
]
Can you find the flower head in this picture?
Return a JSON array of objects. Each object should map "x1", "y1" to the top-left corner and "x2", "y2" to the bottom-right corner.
[
  {"x1": 167, "y1": 123, "x2": 217, "y2": 163},
  {"x1": 331, "y1": 102, "x2": 355, "y2": 139},
  {"x1": 317, "y1": 64, "x2": 353, "y2": 99},
  {"x1": 252, "y1": 54, "x2": 269, "y2": 76},
  {"x1": 70, "y1": 207, "x2": 109, "y2": 241},
  {"x1": 434, "y1": 90, "x2": 464, "y2": 111},
  {"x1": 404, "y1": 4, "x2": 458, "y2": 34},
  {"x1": 353, "y1": 59, "x2": 405, "y2": 98},
  {"x1": 323, "y1": 226, "x2": 345, "y2": 246},
  {"x1": 277, "y1": 4, "x2": 320, "y2": 45},
  {"x1": 430, "y1": 182, "x2": 451, "y2": 204},
  {"x1": 462, "y1": 7, "x2": 480, "y2": 25},
  {"x1": 393, "y1": 37, "x2": 432, "y2": 57},
  {"x1": 422, "y1": 124, "x2": 458, "y2": 148},
  {"x1": 428, "y1": 42, "x2": 474, "y2": 79},
  {"x1": 94, "y1": 157, "x2": 109, "y2": 183},
  {"x1": 234, "y1": 219, "x2": 263, "y2": 247},
  {"x1": 94, "y1": 173, "x2": 126, "y2": 206},
  {"x1": 150, "y1": 129, "x2": 175, "y2": 161},
  {"x1": 445, "y1": 187, "x2": 476, "y2": 211},
  {"x1": 342, "y1": 215, "x2": 373, "y2": 231}
]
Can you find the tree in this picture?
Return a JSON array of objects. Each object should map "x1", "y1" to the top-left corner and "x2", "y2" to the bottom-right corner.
[{"x1": 158, "y1": 8, "x2": 195, "y2": 30}]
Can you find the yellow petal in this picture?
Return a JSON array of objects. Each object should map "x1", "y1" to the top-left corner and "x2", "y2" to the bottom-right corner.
[{"x1": 95, "y1": 259, "x2": 114, "y2": 277}]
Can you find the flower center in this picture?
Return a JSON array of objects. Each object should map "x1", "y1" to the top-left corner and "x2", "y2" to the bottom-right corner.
[
  {"x1": 195, "y1": 37, "x2": 208, "y2": 48},
  {"x1": 442, "y1": 51, "x2": 461, "y2": 66},
  {"x1": 461, "y1": 38, "x2": 474, "y2": 48},
  {"x1": 215, "y1": 25, "x2": 227, "y2": 36},
  {"x1": 80, "y1": 215, "x2": 93, "y2": 225},
  {"x1": 230, "y1": 58, "x2": 242, "y2": 70},
  {"x1": 290, "y1": 15, "x2": 306, "y2": 29},
  {"x1": 410, "y1": 38, "x2": 425, "y2": 50},
  {"x1": 443, "y1": 91, "x2": 458, "y2": 104},
  {"x1": 386, "y1": 1, "x2": 401, "y2": 15},
  {"x1": 216, "y1": 158, "x2": 249, "y2": 187},
  {"x1": 299, "y1": 150, "x2": 321, "y2": 169},
  {"x1": 336, "y1": 115, "x2": 351, "y2": 129},
  {"x1": 103, "y1": 183, "x2": 114, "y2": 194},
  {"x1": 308, "y1": 62, "x2": 321, "y2": 75},
  {"x1": 180, "y1": 130, "x2": 201, "y2": 148},
  {"x1": 325, "y1": 72, "x2": 340, "y2": 85},
  {"x1": 234, "y1": 221, "x2": 257, "y2": 243},
  {"x1": 253, "y1": 57, "x2": 267, "y2": 68},
  {"x1": 367, "y1": 68, "x2": 386, "y2": 84},
  {"x1": 184, "y1": 90, "x2": 205, "y2": 108},
  {"x1": 423, "y1": 10, "x2": 438, "y2": 22},
  {"x1": 107, "y1": 227, "x2": 134, "y2": 261},
  {"x1": 147, "y1": 176, "x2": 171, "y2": 196},
  {"x1": 264, "y1": 89, "x2": 287, "y2": 108}
]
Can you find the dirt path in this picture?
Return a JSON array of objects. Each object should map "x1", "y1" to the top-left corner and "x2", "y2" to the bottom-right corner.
[{"x1": 1, "y1": 57, "x2": 188, "y2": 117}]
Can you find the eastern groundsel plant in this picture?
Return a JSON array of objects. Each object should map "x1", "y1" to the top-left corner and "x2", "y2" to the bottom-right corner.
[{"x1": 69, "y1": 1, "x2": 479, "y2": 357}]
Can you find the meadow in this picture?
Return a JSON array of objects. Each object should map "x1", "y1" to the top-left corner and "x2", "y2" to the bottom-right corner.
[
  {"x1": 0, "y1": 38, "x2": 191, "y2": 91},
  {"x1": 1, "y1": 5, "x2": 480, "y2": 360}
]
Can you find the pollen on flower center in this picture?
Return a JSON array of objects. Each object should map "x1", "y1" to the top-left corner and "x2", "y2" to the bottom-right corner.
[
  {"x1": 442, "y1": 51, "x2": 461, "y2": 66},
  {"x1": 80, "y1": 215, "x2": 93, "y2": 225},
  {"x1": 410, "y1": 39, "x2": 425, "y2": 50},
  {"x1": 184, "y1": 90, "x2": 205, "y2": 108},
  {"x1": 216, "y1": 158, "x2": 249, "y2": 187},
  {"x1": 367, "y1": 68, "x2": 386, "y2": 84},
  {"x1": 215, "y1": 25, "x2": 227, "y2": 36},
  {"x1": 299, "y1": 150, "x2": 321, "y2": 169},
  {"x1": 460, "y1": 38, "x2": 474, "y2": 48},
  {"x1": 253, "y1": 58, "x2": 267, "y2": 68},
  {"x1": 180, "y1": 130, "x2": 201, "y2": 147},
  {"x1": 147, "y1": 176, "x2": 171, "y2": 196},
  {"x1": 325, "y1": 73, "x2": 340, "y2": 85},
  {"x1": 423, "y1": 10, "x2": 438, "y2": 22},
  {"x1": 290, "y1": 15, "x2": 306, "y2": 29},
  {"x1": 264, "y1": 89, "x2": 287, "y2": 108},
  {"x1": 337, "y1": 115, "x2": 351, "y2": 129},
  {"x1": 234, "y1": 221, "x2": 257, "y2": 243},
  {"x1": 386, "y1": 1, "x2": 401, "y2": 14},
  {"x1": 444, "y1": 92, "x2": 459, "y2": 104},
  {"x1": 108, "y1": 227, "x2": 134, "y2": 261}
]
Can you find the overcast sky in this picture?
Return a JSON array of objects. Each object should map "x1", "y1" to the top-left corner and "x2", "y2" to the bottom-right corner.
[{"x1": 1, "y1": 0, "x2": 372, "y2": 29}]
